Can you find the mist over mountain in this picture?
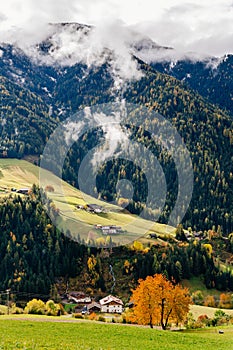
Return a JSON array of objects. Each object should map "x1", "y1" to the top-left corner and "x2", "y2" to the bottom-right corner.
[{"x1": 0, "y1": 22, "x2": 233, "y2": 233}]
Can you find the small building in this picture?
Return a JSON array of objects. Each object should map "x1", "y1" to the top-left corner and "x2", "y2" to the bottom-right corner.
[
  {"x1": 87, "y1": 302, "x2": 101, "y2": 314},
  {"x1": 68, "y1": 291, "x2": 91, "y2": 304},
  {"x1": 16, "y1": 188, "x2": 30, "y2": 195},
  {"x1": 99, "y1": 295, "x2": 124, "y2": 314},
  {"x1": 149, "y1": 233, "x2": 157, "y2": 239},
  {"x1": 86, "y1": 204, "x2": 103, "y2": 213},
  {"x1": 101, "y1": 225, "x2": 122, "y2": 236}
]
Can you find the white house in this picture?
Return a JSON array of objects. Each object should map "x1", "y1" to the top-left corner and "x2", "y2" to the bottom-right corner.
[{"x1": 99, "y1": 295, "x2": 124, "y2": 314}]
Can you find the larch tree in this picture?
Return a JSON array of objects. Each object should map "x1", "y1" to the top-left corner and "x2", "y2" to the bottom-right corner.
[{"x1": 130, "y1": 274, "x2": 192, "y2": 329}]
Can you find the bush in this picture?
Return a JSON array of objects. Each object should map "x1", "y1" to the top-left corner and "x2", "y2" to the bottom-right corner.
[
  {"x1": 204, "y1": 295, "x2": 217, "y2": 307},
  {"x1": 11, "y1": 303, "x2": 24, "y2": 314},
  {"x1": 45, "y1": 300, "x2": 61, "y2": 316},
  {"x1": 191, "y1": 290, "x2": 204, "y2": 305},
  {"x1": 88, "y1": 312, "x2": 97, "y2": 321},
  {"x1": 212, "y1": 309, "x2": 231, "y2": 326},
  {"x1": 73, "y1": 313, "x2": 84, "y2": 319},
  {"x1": 24, "y1": 299, "x2": 45, "y2": 315},
  {"x1": 98, "y1": 315, "x2": 105, "y2": 322}
]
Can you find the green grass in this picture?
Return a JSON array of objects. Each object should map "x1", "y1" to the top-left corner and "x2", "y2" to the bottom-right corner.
[
  {"x1": 0, "y1": 159, "x2": 176, "y2": 245},
  {"x1": 182, "y1": 277, "x2": 223, "y2": 298},
  {"x1": 0, "y1": 318, "x2": 232, "y2": 350}
]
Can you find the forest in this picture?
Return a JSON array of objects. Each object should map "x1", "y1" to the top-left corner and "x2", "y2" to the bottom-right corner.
[
  {"x1": 0, "y1": 46, "x2": 233, "y2": 233},
  {"x1": 0, "y1": 188, "x2": 232, "y2": 305}
]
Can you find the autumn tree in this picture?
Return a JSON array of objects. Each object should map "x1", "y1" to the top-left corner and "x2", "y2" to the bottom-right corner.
[{"x1": 130, "y1": 274, "x2": 192, "y2": 329}]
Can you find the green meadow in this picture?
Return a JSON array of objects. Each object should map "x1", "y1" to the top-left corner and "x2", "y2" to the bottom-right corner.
[
  {"x1": 0, "y1": 318, "x2": 232, "y2": 350},
  {"x1": 0, "y1": 158, "x2": 176, "y2": 245}
]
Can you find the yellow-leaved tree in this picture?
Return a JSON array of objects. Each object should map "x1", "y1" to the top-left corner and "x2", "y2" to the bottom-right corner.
[{"x1": 130, "y1": 274, "x2": 191, "y2": 329}]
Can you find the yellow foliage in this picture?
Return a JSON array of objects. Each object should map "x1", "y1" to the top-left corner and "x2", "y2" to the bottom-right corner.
[
  {"x1": 203, "y1": 243, "x2": 213, "y2": 257},
  {"x1": 130, "y1": 274, "x2": 191, "y2": 329},
  {"x1": 131, "y1": 241, "x2": 144, "y2": 251}
]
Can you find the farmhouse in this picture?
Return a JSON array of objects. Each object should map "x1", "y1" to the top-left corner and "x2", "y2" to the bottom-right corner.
[
  {"x1": 87, "y1": 301, "x2": 101, "y2": 314},
  {"x1": 86, "y1": 204, "x2": 103, "y2": 213},
  {"x1": 64, "y1": 291, "x2": 92, "y2": 304},
  {"x1": 94, "y1": 224, "x2": 123, "y2": 235},
  {"x1": 99, "y1": 295, "x2": 124, "y2": 314},
  {"x1": 16, "y1": 188, "x2": 30, "y2": 195}
]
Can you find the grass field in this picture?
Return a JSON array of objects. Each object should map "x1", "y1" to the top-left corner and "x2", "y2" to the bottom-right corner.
[
  {"x1": 0, "y1": 158, "x2": 176, "y2": 245},
  {"x1": 0, "y1": 317, "x2": 232, "y2": 350},
  {"x1": 190, "y1": 305, "x2": 233, "y2": 320},
  {"x1": 182, "y1": 277, "x2": 224, "y2": 299}
]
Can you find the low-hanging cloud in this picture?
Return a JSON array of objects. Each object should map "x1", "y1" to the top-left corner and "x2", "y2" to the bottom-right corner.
[
  {"x1": 0, "y1": 0, "x2": 232, "y2": 79},
  {"x1": 134, "y1": 1, "x2": 233, "y2": 59}
]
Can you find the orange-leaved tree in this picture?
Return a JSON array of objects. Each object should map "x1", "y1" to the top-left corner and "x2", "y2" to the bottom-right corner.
[{"x1": 130, "y1": 274, "x2": 191, "y2": 329}]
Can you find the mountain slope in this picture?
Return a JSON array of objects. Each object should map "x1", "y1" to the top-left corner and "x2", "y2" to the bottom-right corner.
[
  {"x1": 0, "y1": 75, "x2": 57, "y2": 157},
  {"x1": 151, "y1": 55, "x2": 233, "y2": 116},
  {"x1": 0, "y1": 158, "x2": 176, "y2": 245},
  {"x1": 0, "y1": 28, "x2": 232, "y2": 233}
]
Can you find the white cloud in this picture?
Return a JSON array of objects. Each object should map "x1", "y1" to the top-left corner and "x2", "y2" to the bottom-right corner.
[
  {"x1": 134, "y1": 1, "x2": 233, "y2": 56},
  {"x1": 0, "y1": 0, "x2": 232, "y2": 61}
]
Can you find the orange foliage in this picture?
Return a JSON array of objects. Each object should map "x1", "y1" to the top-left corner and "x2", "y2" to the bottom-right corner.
[
  {"x1": 204, "y1": 295, "x2": 216, "y2": 307},
  {"x1": 88, "y1": 312, "x2": 97, "y2": 320},
  {"x1": 219, "y1": 293, "x2": 232, "y2": 309},
  {"x1": 130, "y1": 274, "x2": 191, "y2": 329}
]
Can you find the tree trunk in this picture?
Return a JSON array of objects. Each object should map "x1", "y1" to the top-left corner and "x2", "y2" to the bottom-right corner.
[
  {"x1": 161, "y1": 323, "x2": 166, "y2": 330},
  {"x1": 149, "y1": 314, "x2": 153, "y2": 328},
  {"x1": 161, "y1": 298, "x2": 165, "y2": 330}
]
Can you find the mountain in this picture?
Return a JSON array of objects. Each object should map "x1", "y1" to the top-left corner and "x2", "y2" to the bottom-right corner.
[
  {"x1": 0, "y1": 74, "x2": 57, "y2": 157},
  {"x1": 151, "y1": 55, "x2": 233, "y2": 116},
  {"x1": 0, "y1": 24, "x2": 233, "y2": 234}
]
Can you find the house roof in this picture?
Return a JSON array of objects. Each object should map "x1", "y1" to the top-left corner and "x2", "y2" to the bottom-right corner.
[
  {"x1": 87, "y1": 302, "x2": 101, "y2": 310},
  {"x1": 99, "y1": 295, "x2": 123, "y2": 306}
]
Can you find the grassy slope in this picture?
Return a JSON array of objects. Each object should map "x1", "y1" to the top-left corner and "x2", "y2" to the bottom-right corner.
[
  {"x1": 0, "y1": 318, "x2": 232, "y2": 350},
  {"x1": 190, "y1": 305, "x2": 233, "y2": 320},
  {"x1": 0, "y1": 159, "x2": 176, "y2": 245},
  {"x1": 182, "y1": 277, "x2": 223, "y2": 299}
]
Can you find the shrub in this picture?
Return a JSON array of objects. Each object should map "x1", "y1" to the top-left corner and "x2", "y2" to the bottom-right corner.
[
  {"x1": 98, "y1": 315, "x2": 105, "y2": 322},
  {"x1": 88, "y1": 312, "x2": 97, "y2": 321},
  {"x1": 191, "y1": 290, "x2": 204, "y2": 305},
  {"x1": 196, "y1": 314, "x2": 209, "y2": 327},
  {"x1": 212, "y1": 309, "x2": 230, "y2": 326},
  {"x1": 73, "y1": 313, "x2": 84, "y2": 319},
  {"x1": 24, "y1": 299, "x2": 45, "y2": 315},
  {"x1": 204, "y1": 295, "x2": 217, "y2": 307},
  {"x1": 11, "y1": 303, "x2": 24, "y2": 314},
  {"x1": 45, "y1": 185, "x2": 55, "y2": 192},
  {"x1": 45, "y1": 300, "x2": 61, "y2": 316}
]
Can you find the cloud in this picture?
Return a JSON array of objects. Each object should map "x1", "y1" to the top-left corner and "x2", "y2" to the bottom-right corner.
[
  {"x1": 134, "y1": 1, "x2": 233, "y2": 57},
  {"x1": 0, "y1": 0, "x2": 232, "y2": 75}
]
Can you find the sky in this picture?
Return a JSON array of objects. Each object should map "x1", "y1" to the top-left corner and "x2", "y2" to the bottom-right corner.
[{"x1": 0, "y1": 0, "x2": 232, "y2": 56}]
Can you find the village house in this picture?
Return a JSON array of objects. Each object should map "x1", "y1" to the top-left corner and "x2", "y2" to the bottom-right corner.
[
  {"x1": 86, "y1": 204, "x2": 103, "y2": 213},
  {"x1": 86, "y1": 302, "x2": 101, "y2": 314},
  {"x1": 16, "y1": 188, "x2": 30, "y2": 195},
  {"x1": 94, "y1": 224, "x2": 123, "y2": 235},
  {"x1": 99, "y1": 295, "x2": 124, "y2": 314}
]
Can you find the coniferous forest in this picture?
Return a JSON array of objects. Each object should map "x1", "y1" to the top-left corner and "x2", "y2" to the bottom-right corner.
[{"x1": 0, "y1": 24, "x2": 233, "y2": 301}]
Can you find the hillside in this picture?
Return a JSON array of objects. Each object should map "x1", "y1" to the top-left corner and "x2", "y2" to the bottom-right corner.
[
  {"x1": 0, "y1": 75, "x2": 57, "y2": 157},
  {"x1": 0, "y1": 25, "x2": 233, "y2": 234},
  {"x1": 0, "y1": 158, "x2": 176, "y2": 246},
  {"x1": 0, "y1": 159, "x2": 232, "y2": 302},
  {"x1": 151, "y1": 55, "x2": 233, "y2": 116}
]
